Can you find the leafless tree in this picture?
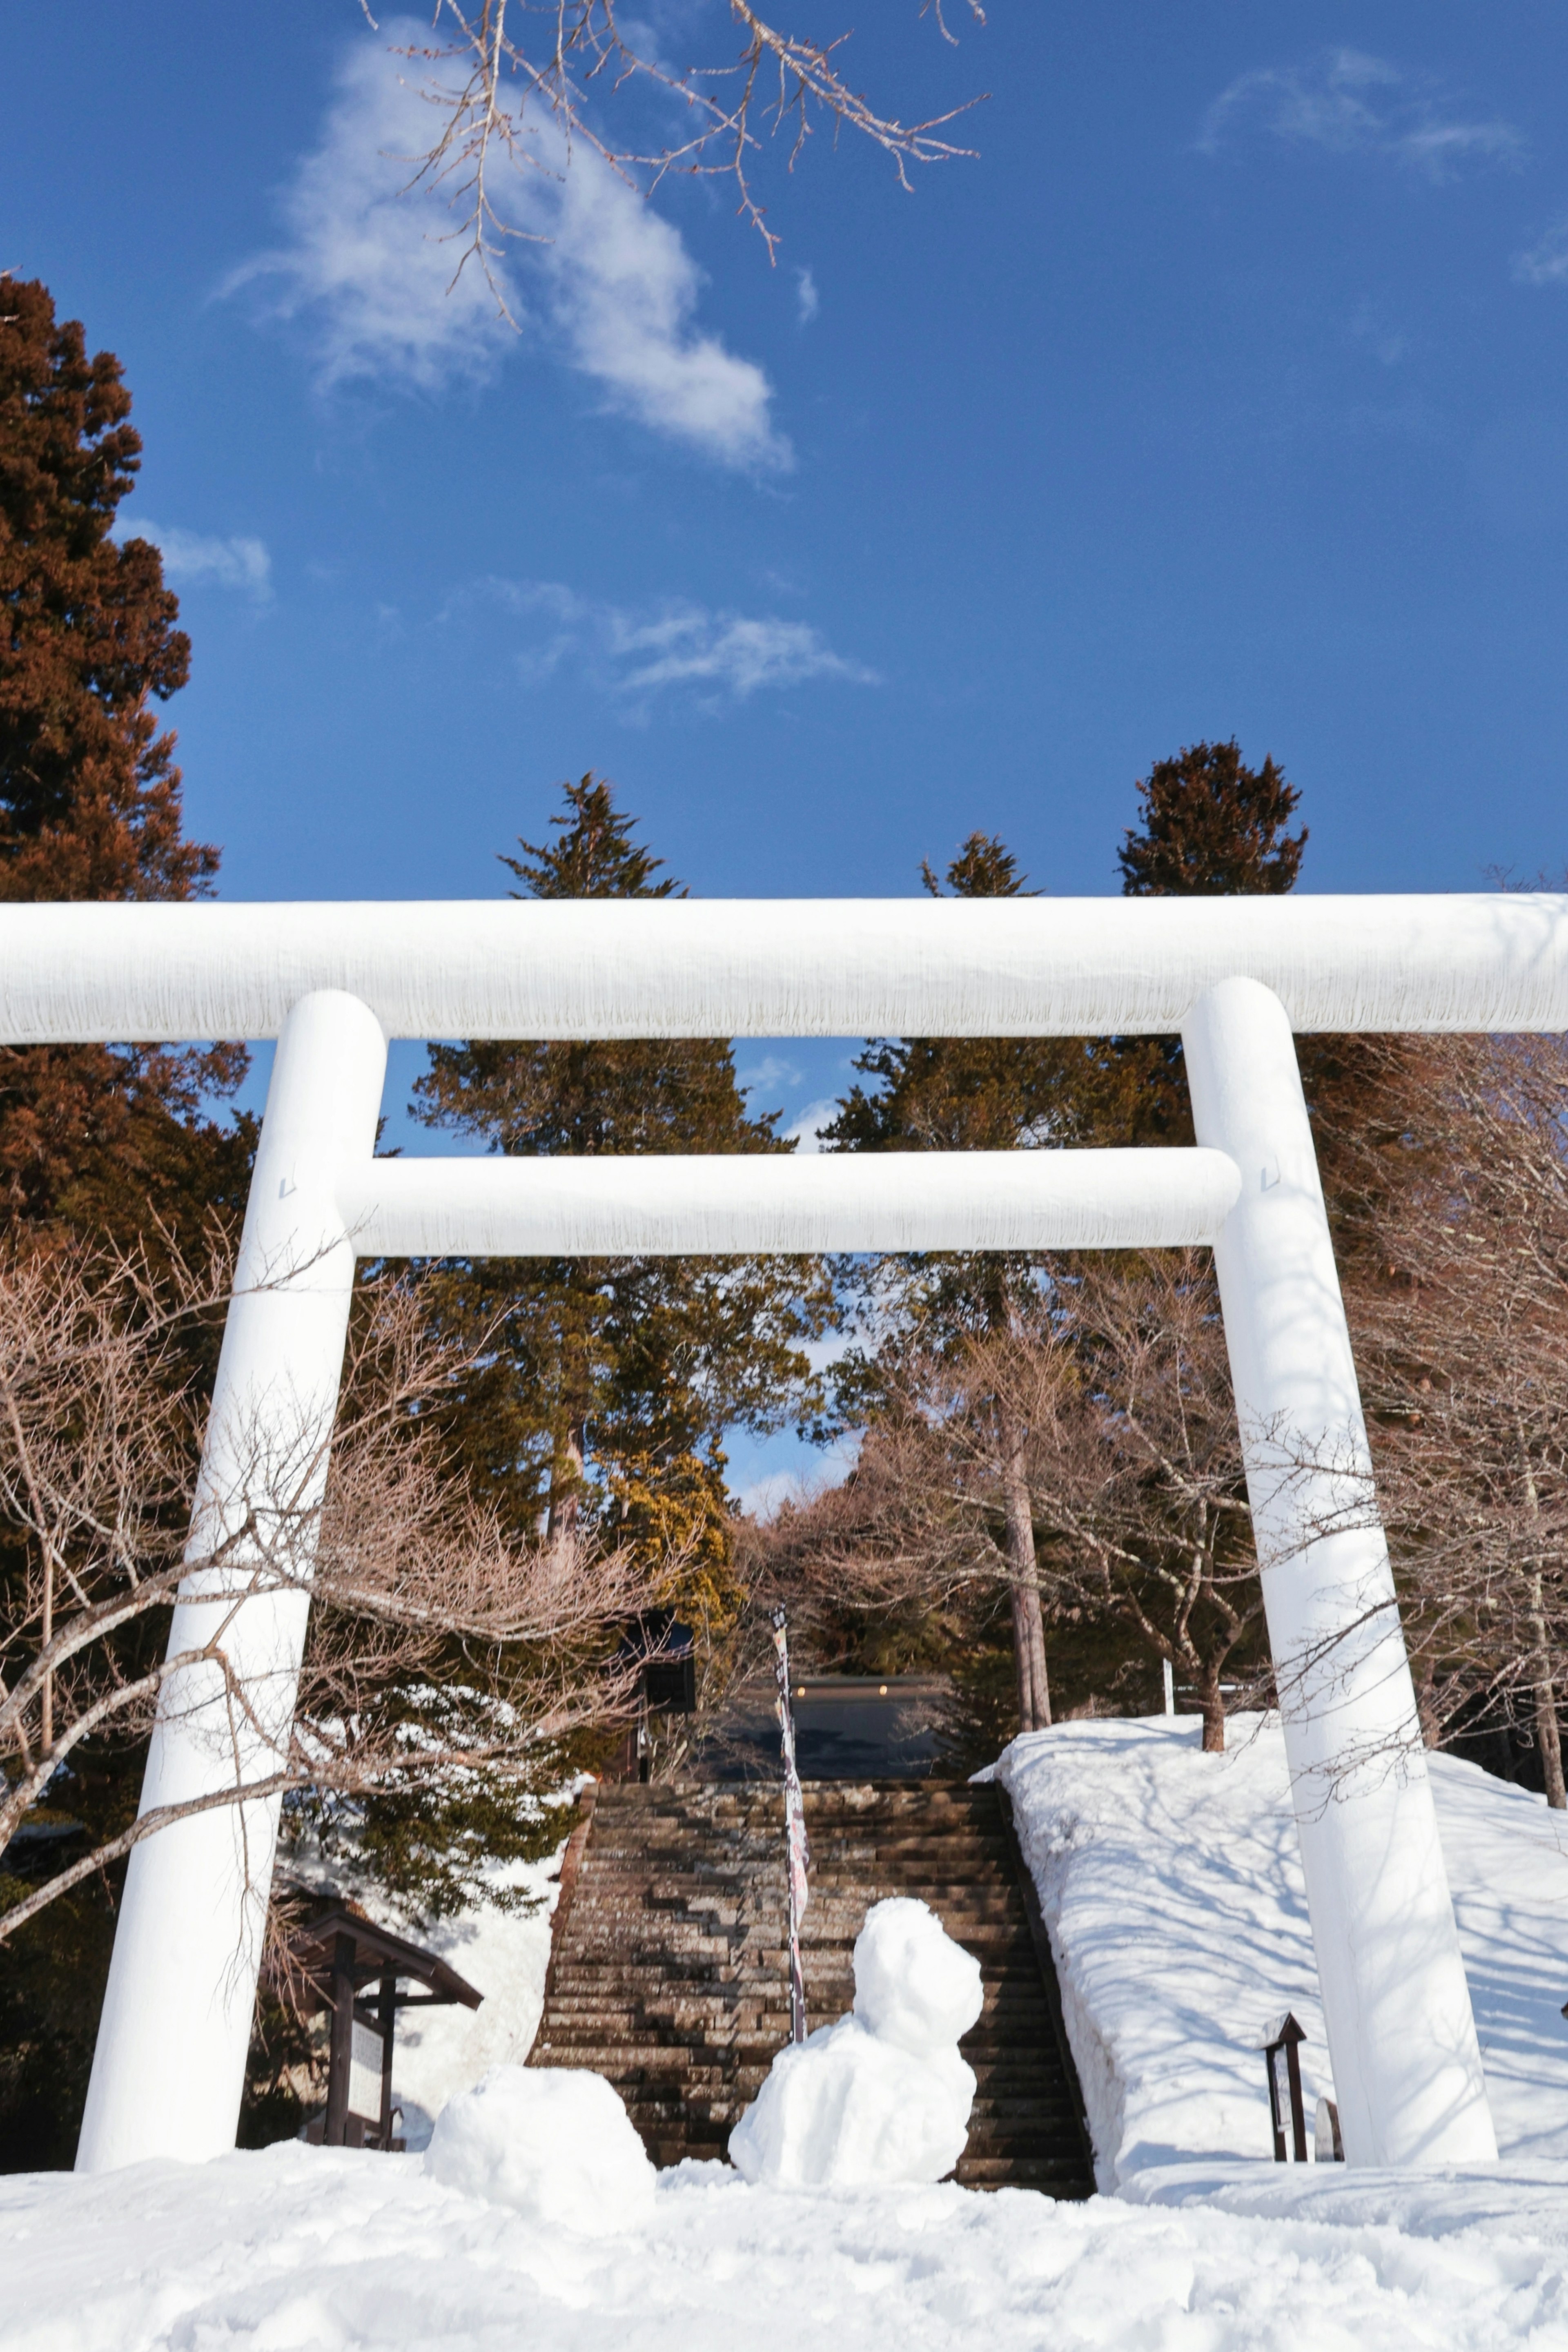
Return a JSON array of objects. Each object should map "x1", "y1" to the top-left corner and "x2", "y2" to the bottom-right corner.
[
  {"x1": 756, "y1": 1251, "x2": 1265, "y2": 1752},
  {"x1": 1025, "y1": 1255, "x2": 1263, "y2": 1752},
  {"x1": 0, "y1": 1237, "x2": 651, "y2": 1943},
  {"x1": 370, "y1": 0, "x2": 988, "y2": 293},
  {"x1": 1336, "y1": 1033, "x2": 1568, "y2": 1806}
]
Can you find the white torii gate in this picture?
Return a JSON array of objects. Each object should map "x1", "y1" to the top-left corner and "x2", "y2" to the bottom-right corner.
[{"x1": 25, "y1": 890, "x2": 1566, "y2": 2176}]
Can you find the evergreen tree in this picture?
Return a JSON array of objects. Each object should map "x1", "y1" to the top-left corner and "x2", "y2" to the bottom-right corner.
[
  {"x1": 0, "y1": 274, "x2": 252, "y2": 1239},
  {"x1": 0, "y1": 277, "x2": 254, "y2": 2169},
  {"x1": 829, "y1": 835, "x2": 1138, "y2": 1157},
  {"x1": 414, "y1": 777, "x2": 833, "y2": 1626},
  {"x1": 826, "y1": 767, "x2": 1308, "y2": 1732},
  {"x1": 1111, "y1": 739, "x2": 1307, "y2": 1141},
  {"x1": 1118, "y1": 738, "x2": 1306, "y2": 898}
]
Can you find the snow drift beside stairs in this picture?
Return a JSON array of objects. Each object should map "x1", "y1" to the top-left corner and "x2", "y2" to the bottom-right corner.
[{"x1": 990, "y1": 1713, "x2": 1568, "y2": 2189}]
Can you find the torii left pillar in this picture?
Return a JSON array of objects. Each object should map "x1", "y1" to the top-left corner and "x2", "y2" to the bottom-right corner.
[{"x1": 76, "y1": 992, "x2": 386, "y2": 2171}]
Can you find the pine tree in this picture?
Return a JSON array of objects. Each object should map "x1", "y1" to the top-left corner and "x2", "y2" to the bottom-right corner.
[
  {"x1": 1118, "y1": 739, "x2": 1306, "y2": 898},
  {"x1": 1109, "y1": 740, "x2": 1307, "y2": 1141},
  {"x1": 414, "y1": 777, "x2": 833, "y2": 1627},
  {"x1": 0, "y1": 278, "x2": 254, "y2": 2170},
  {"x1": 0, "y1": 274, "x2": 252, "y2": 1239},
  {"x1": 826, "y1": 771, "x2": 1308, "y2": 1734}
]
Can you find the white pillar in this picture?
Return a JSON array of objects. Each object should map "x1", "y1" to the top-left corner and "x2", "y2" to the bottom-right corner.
[
  {"x1": 76, "y1": 991, "x2": 386, "y2": 2171},
  {"x1": 1183, "y1": 977, "x2": 1495, "y2": 2167}
]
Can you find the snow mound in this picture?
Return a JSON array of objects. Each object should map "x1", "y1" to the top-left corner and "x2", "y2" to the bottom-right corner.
[
  {"x1": 425, "y1": 2064, "x2": 655, "y2": 2232},
  {"x1": 729, "y1": 1898, "x2": 982, "y2": 2187}
]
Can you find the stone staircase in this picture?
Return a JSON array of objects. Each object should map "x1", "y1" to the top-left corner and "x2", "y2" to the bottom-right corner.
[{"x1": 528, "y1": 1778, "x2": 1096, "y2": 2197}]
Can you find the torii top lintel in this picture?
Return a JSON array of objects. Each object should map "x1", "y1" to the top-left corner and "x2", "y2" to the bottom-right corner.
[{"x1": 3, "y1": 894, "x2": 1567, "y2": 1044}]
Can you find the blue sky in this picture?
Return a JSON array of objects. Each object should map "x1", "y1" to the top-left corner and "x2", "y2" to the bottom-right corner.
[{"x1": 6, "y1": 2, "x2": 1568, "y2": 1499}]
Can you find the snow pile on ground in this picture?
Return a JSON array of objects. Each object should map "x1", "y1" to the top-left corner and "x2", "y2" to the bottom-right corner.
[
  {"x1": 991, "y1": 1713, "x2": 1568, "y2": 2190},
  {"x1": 7, "y1": 2139, "x2": 1568, "y2": 2352},
  {"x1": 384, "y1": 1858, "x2": 562, "y2": 2147},
  {"x1": 729, "y1": 1898, "x2": 983, "y2": 2187},
  {"x1": 285, "y1": 1839, "x2": 567, "y2": 2149},
  {"x1": 426, "y1": 2063, "x2": 655, "y2": 2231}
]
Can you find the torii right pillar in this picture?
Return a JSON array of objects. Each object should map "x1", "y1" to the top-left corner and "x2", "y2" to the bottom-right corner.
[{"x1": 1183, "y1": 977, "x2": 1497, "y2": 2167}]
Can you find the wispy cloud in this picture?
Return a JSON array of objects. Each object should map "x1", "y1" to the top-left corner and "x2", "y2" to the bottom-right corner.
[
  {"x1": 1514, "y1": 221, "x2": 1568, "y2": 287},
  {"x1": 1201, "y1": 50, "x2": 1522, "y2": 180},
  {"x1": 737, "y1": 1053, "x2": 804, "y2": 1098},
  {"x1": 783, "y1": 1098, "x2": 840, "y2": 1154},
  {"x1": 795, "y1": 268, "x2": 820, "y2": 325},
  {"x1": 225, "y1": 19, "x2": 786, "y2": 468},
  {"x1": 614, "y1": 613, "x2": 875, "y2": 696},
  {"x1": 473, "y1": 578, "x2": 878, "y2": 704},
  {"x1": 117, "y1": 520, "x2": 272, "y2": 600},
  {"x1": 223, "y1": 31, "x2": 513, "y2": 395},
  {"x1": 548, "y1": 149, "x2": 786, "y2": 468}
]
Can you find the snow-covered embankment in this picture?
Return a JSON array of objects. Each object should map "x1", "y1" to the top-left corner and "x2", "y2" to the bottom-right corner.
[{"x1": 992, "y1": 1712, "x2": 1568, "y2": 2192}]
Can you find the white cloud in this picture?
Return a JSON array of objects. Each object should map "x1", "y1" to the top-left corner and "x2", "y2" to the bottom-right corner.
[
  {"x1": 546, "y1": 146, "x2": 786, "y2": 468},
  {"x1": 117, "y1": 521, "x2": 272, "y2": 600},
  {"x1": 795, "y1": 268, "x2": 820, "y2": 325},
  {"x1": 223, "y1": 34, "x2": 516, "y2": 394},
  {"x1": 1201, "y1": 49, "x2": 1522, "y2": 180},
  {"x1": 1514, "y1": 222, "x2": 1568, "y2": 287},
  {"x1": 474, "y1": 577, "x2": 878, "y2": 703},
  {"x1": 226, "y1": 20, "x2": 785, "y2": 468},
  {"x1": 612, "y1": 611, "x2": 875, "y2": 696},
  {"x1": 783, "y1": 1098, "x2": 841, "y2": 1154}
]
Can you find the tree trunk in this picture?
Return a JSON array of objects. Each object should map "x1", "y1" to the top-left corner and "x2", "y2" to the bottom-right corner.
[
  {"x1": 547, "y1": 1418, "x2": 588, "y2": 1548},
  {"x1": 999, "y1": 1402, "x2": 1050, "y2": 1732},
  {"x1": 40, "y1": 1555, "x2": 52, "y2": 1752},
  {"x1": 1528, "y1": 1572, "x2": 1566, "y2": 1810},
  {"x1": 1515, "y1": 1414, "x2": 1565, "y2": 1809},
  {"x1": 1196, "y1": 1661, "x2": 1226, "y2": 1753}
]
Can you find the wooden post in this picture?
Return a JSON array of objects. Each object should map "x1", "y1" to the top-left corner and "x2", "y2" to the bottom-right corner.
[
  {"x1": 1262, "y1": 2013, "x2": 1309, "y2": 2163},
  {"x1": 378, "y1": 1968, "x2": 396, "y2": 2148},
  {"x1": 325, "y1": 1931, "x2": 355, "y2": 2147}
]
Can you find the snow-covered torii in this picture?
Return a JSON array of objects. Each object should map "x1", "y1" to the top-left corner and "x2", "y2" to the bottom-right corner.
[{"x1": 29, "y1": 890, "x2": 1567, "y2": 2176}]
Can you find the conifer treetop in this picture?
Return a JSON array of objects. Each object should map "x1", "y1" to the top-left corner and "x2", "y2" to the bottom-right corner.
[
  {"x1": 0, "y1": 274, "x2": 214, "y2": 905},
  {"x1": 1118, "y1": 739, "x2": 1306, "y2": 899},
  {"x1": 502, "y1": 774, "x2": 679, "y2": 903}
]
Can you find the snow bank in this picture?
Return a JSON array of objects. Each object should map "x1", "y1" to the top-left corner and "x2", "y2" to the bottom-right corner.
[
  {"x1": 7, "y1": 2141, "x2": 1568, "y2": 2352},
  {"x1": 991, "y1": 1714, "x2": 1568, "y2": 2189},
  {"x1": 282, "y1": 1841, "x2": 566, "y2": 2147},
  {"x1": 729, "y1": 1899, "x2": 982, "y2": 2188},
  {"x1": 385, "y1": 1861, "x2": 561, "y2": 2142},
  {"x1": 426, "y1": 2064, "x2": 655, "y2": 2231}
]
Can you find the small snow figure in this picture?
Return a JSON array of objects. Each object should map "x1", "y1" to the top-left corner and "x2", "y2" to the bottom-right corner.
[
  {"x1": 728, "y1": 1897, "x2": 984, "y2": 2188},
  {"x1": 425, "y1": 2064, "x2": 656, "y2": 2232}
]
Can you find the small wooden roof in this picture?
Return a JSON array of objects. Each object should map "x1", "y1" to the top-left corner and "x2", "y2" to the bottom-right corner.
[{"x1": 288, "y1": 1895, "x2": 483, "y2": 2010}]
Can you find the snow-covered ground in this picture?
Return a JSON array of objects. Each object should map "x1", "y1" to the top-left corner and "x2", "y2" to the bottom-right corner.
[
  {"x1": 8, "y1": 1715, "x2": 1568, "y2": 2351},
  {"x1": 9, "y1": 2136, "x2": 1568, "y2": 2351}
]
